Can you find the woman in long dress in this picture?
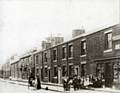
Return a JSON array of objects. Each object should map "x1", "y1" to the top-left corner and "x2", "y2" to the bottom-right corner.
[{"x1": 36, "y1": 75, "x2": 41, "y2": 89}]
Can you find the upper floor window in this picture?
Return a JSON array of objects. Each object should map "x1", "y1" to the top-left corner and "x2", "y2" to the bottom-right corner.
[
  {"x1": 27, "y1": 57, "x2": 29, "y2": 63},
  {"x1": 44, "y1": 52, "x2": 47, "y2": 62},
  {"x1": 68, "y1": 45, "x2": 73, "y2": 58},
  {"x1": 36, "y1": 55, "x2": 39, "y2": 64},
  {"x1": 81, "y1": 40, "x2": 86, "y2": 55},
  {"x1": 62, "y1": 47, "x2": 66, "y2": 59},
  {"x1": 105, "y1": 32, "x2": 112, "y2": 50},
  {"x1": 53, "y1": 49, "x2": 57, "y2": 60}
]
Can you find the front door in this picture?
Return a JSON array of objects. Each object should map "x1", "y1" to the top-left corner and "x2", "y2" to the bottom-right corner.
[
  {"x1": 58, "y1": 67, "x2": 62, "y2": 84},
  {"x1": 48, "y1": 70, "x2": 51, "y2": 82},
  {"x1": 105, "y1": 63, "x2": 113, "y2": 87}
]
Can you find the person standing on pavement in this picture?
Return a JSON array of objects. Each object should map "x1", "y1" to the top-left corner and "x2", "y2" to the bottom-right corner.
[
  {"x1": 73, "y1": 75, "x2": 78, "y2": 91},
  {"x1": 28, "y1": 73, "x2": 34, "y2": 89},
  {"x1": 67, "y1": 77, "x2": 72, "y2": 91},
  {"x1": 28, "y1": 76, "x2": 31, "y2": 89},
  {"x1": 77, "y1": 76, "x2": 81, "y2": 90},
  {"x1": 35, "y1": 75, "x2": 41, "y2": 90},
  {"x1": 63, "y1": 77, "x2": 67, "y2": 91}
]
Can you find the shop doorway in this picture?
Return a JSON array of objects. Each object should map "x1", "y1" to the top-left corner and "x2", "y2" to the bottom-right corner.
[{"x1": 105, "y1": 63, "x2": 113, "y2": 87}]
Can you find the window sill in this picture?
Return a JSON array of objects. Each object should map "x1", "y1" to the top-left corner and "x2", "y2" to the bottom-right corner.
[
  {"x1": 53, "y1": 60, "x2": 57, "y2": 62},
  {"x1": 81, "y1": 61, "x2": 86, "y2": 64},
  {"x1": 53, "y1": 76, "x2": 57, "y2": 79},
  {"x1": 62, "y1": 58, "x2": 66, "y2": 61},
  {"x1": 68, "y1": 57, "x2": 73, "y2": 59},
  {"x1": 80, "y1": 55, "x2": 86, "y2": 57},
  {"x1": 44, "y1": 77, "x2": 48, "y2": 79},
  {"x1": 35, "y1": 64, "x2": 39, "y2": 66},
  {"x1": 104, "y1": 49, "x2": 112, "y2": 53}
]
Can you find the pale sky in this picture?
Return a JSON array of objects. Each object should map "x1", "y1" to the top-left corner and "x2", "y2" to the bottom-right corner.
[{"x1": 0, "y1": 0, "x2": 119, "y2": 65}]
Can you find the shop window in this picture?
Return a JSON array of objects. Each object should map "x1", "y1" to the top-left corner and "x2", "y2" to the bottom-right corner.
[
  {"x1": 96, "y1": 64, "x2": 105, "y2": 79},
  {"x1": 113, "y1": 63, "x2": 119, "y2": 79}
]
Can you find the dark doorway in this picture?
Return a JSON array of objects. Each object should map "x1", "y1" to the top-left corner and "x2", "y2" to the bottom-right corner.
[
  {"x1": 81, "y1": 64, "x2": 86, "y2": 77},
  {"x1": 41, "y1": 69, "x2": 43, "y2": 81},
  {"x1": 105, "y1": 63, "x2": 113, "y2": 87},
  {"x1": 48, "y1": 70, "x2": 51, "y2": 82}
]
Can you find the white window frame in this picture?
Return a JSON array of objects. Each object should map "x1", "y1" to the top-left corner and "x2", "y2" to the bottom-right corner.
[{"x1": 104, "y1": 30, "x2": 113, "y2": 53}]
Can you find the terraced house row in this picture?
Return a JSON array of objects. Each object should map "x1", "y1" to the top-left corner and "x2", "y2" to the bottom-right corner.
[{"x1": 10, "y1": 24, "x2": 120, "y2": 88}]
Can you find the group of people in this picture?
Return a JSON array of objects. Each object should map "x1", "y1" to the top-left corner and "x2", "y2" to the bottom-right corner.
[
  {"x1": 28, "y1": 73, "x2": 103, "y2": 91},
  {"x1": 28, "y1": 74, "x2": 41, "y2": 90},
  {"x1": 63, "y1": 74, "x2": 104, "y2": 91}
]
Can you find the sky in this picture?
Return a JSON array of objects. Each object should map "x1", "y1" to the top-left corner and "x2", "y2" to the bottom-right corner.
[{"x1": 0, "y1": 0, "x2": 119, "y2": 65}]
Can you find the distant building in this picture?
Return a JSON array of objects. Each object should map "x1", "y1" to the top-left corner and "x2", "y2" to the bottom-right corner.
[
  {"x1": 42, "y1": 41, "x2": 51, "y2": 49},
  {"x1": 1, "y1": 61, "x2": 11, "y2": 78},
  {"x1": 50, "y1": 36, "x2": 64, "y2": 46},
  {"x1": 42, "y1": 35, "x2": 64, "y2": 49},
  {"x1": 72, "y1": 29, "x2": 85, "y2": 38}
]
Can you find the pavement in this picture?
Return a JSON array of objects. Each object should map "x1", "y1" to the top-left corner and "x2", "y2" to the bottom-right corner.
[
  {"x1": 0, "y1": 78, "x2": 120, "y2": 93},
  {"x1": 0, "y1": 79, "x2": 59, "y2": 93}
]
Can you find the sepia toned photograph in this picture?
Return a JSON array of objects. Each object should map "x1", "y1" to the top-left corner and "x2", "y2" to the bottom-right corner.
[{"x1": 0, "y1": 0, "x2": 119, "y2": 93}]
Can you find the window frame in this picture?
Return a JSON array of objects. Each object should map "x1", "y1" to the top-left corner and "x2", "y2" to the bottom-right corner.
[
  {"x1": 81, "y1": 40, "x2": 86, "y2": 56},
  {"x1": 44, "y1": 52, "x2": 47, "y2": 62},
  {"x1": 53, "y1": 49, "x2": 57, "y2": 61},
  {"x1": 62, "y1": 46, "x2": 66, "y2": 59},
  {"x1": 36, "y1": 55, "x2": 39, "y2": 64},
  {"x1": 68, "y1": 44, "x2": 73, "y2": 58},
  {"x1": 104, "y1": 32, "x2": 112, "y2": 50}
]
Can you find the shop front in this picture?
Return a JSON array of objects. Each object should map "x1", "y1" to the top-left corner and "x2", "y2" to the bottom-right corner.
[{"x1": 96, "y1": 57, "x2": 120, "y2": 88}]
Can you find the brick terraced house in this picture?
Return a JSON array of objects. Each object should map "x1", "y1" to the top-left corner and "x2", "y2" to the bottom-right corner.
[{"x1": 10, "y1": 24, "x2": 120, "y2": 88}]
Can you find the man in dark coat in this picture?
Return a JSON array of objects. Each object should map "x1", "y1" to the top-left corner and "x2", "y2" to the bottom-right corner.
[
  {"x1": 28, "y1": 76, "x2": 33, "y2": 87},
  {"x1": 73, "y1": 75, "x2": 78, "y2": 91},
  {"x1": 63, "y1": 77, "x2": 67, "y2": 91},
  {"x1": 77, "y1": 76, "x2": 81, "y2": 90}
]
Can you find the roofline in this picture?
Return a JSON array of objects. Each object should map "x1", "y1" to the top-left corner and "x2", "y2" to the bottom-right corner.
[
  {"x1": 20, "y1": 55, "x2": 31, "y2": 59},
  {"x1": 34, "y1": 24, "x2": 117, "y2": 54},
  {"x1": 11, "y1": 24, "x2": 118, "y2": 58},
  {"x1": 10, "y1": 60, "x2": 19, "y2": 65}
]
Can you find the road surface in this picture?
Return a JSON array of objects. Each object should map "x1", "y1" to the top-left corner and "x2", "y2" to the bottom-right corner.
[
  {"x1": 0, "y1": 79, "x2": 118, "y2": 93},
  {"x1": 0, "y1": 80, "x2": 58, "y2": 93}
]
